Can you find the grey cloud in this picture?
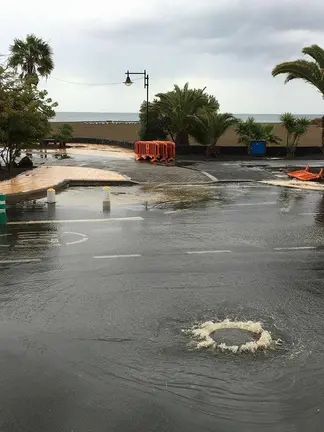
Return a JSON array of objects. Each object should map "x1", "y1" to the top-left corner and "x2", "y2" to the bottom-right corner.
[{"x1": 85, "y1": 0, "x2": 324, "y2": 59}]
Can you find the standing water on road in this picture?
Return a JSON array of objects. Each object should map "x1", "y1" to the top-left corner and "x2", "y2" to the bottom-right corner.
[{"x1": 1, "y1": 183, "x2": 324, "y2": 432}]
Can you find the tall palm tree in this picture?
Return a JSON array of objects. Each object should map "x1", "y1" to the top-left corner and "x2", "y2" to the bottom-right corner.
[
  {"x1": 272, "y1": 44, "x2": 324, "y2": 149},
  {"x1": 8, "y1": 34, "x2": 54, "y2": 84},
  {"x1": 154, "y1": 83, "x2": 219, "y2": 146}
]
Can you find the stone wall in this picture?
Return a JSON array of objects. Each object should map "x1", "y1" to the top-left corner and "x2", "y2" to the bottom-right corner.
[{"x1": 50, "y1": 121, "x2": 322, "y2": 147}]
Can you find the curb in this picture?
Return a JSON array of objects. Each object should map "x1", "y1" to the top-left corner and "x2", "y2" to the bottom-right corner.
[
  {"x1": 258, "y1": 180, "x2": 324, "y2": 192},
  {"x1": 5, "y1": 178, "x2": 138, "y2": 204}
]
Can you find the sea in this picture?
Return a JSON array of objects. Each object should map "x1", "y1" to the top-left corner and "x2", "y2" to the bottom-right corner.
[{"x1": 52, "y1": 112, "x2": 323, "y2": 123}]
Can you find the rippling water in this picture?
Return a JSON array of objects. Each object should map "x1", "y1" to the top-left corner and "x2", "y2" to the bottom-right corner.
[{"x1": 2, "y1": 185, "x2": 324, "y2": 431}]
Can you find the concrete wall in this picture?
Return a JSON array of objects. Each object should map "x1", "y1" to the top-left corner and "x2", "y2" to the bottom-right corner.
[
  {"x1": 51, "y1": 122, "x2": 140, "y2": 142},
  {"x1": 50, "y1": 122, "x2": 322, "y2": 147}
]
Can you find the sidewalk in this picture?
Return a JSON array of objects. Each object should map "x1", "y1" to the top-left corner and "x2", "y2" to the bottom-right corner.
[{"x1": 0, "y1": 166, "x2": 130, "y2": 202}]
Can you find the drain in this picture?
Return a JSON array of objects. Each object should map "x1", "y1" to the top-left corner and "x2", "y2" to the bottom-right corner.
[{"x1": 184, "y1": 319, "x2": 279, "y2": 354}]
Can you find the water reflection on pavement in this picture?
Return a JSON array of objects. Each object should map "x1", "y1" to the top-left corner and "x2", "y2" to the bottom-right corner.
[{"x1": 1, "y1": 184, "x2": 324, "y2": 432}]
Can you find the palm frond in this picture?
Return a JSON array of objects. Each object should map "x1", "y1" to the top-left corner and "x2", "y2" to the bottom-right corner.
[{"x1": 302, "y1": 44, "x2": 324, "y2": 69}]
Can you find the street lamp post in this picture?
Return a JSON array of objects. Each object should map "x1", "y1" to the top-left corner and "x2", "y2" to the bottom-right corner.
[{"x1": 124, "y1": 70, "x2": 149, "y2": 138}]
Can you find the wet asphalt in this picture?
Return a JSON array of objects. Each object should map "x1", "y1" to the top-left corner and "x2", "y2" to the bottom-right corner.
[{"x1": 1, "y1": 184, "x2": 324, "y2": 431}]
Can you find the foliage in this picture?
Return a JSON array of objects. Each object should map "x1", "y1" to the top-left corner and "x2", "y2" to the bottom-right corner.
[
  {"x1": 272, "y1": 44, "x2": 324, "y2": 97},
  {"x1": 0, "y1": 67, "x2": 57, "y2": 169},
  {"x1": 138, "y1": 100, "x2": 168, "y2": 141},
  {"x1": 280, "y1": 112, "x2": 312, "y2": 155},
  {"x1": 52, "y1": 123, "x2": 74, "y2": 147},
  {"x1": 194, "y1": 112, "x2": 237, "y2": 147},
  {"x1": 153, "y1": 83, "x2": 219, "y2": 146},
  {"x1": 8, "y1": 33, "x2": 54, "y2": 84},
  {"x1": 235, "y1": 117, "x2": 281, "y2": 146}
]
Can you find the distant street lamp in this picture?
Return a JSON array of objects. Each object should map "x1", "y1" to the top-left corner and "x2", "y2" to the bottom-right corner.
[{"x1": 124, "y1": 70, "x2": 149, "y2": 137}]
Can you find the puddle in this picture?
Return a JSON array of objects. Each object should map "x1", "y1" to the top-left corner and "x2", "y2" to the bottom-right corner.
[{"x1": 142, "y1": 185, "x2": 220, "y2": 210}]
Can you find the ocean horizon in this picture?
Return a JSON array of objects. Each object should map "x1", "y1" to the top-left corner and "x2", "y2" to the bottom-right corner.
[{"x1": 52, "y1": 112, "x2": 323, "y2": 123}]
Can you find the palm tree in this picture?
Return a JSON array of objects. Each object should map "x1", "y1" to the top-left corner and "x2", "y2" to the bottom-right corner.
[
  {"x1": 8, "y1": 34, "x2": 54, "y2": 84},
  {"x1": 154, "y1": 83, "x2": 219, "y2": 146},
  {"x1": 193, "y1": 112, "x2": 237, "y2": 154},
  {"x1": 236, "y1": 117, "x2": 281, "y2": 147},
  {"x1": 280, "y1": 112, "x2": 296, "y2": 149},
  {"x1": 272, "y1": 44, "x2": 324, "y2": 149},
  {"x1": 280, "y1": 113, "x2": 311, "y2": 156},
  {"x1": 206, "y1": 113, "x2": 237, "y2": 147}
]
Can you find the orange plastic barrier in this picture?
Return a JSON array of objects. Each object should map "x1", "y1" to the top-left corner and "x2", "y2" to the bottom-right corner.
[
  {"x1": 288, "y1": 165, "x2": 324, "y2": 181},
  {"x1": 154, "y1": 141, "x2": 168, "y2": 162},
  {"x1": 134, "y1": 140, "x2": 175, "y2": 163},
  {"x1": 165, "y1": 141, "x2": 175, "y2": 162}
]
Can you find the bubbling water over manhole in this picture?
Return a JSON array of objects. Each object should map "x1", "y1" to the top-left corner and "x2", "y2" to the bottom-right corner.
[{"x1": 183, "y1": 319, "x2": 280, "y2": 354}]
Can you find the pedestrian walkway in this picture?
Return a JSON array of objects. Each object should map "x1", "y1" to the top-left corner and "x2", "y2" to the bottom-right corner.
[{"x1": 0, "y1": 166, "x2": 128, "y2": 199}]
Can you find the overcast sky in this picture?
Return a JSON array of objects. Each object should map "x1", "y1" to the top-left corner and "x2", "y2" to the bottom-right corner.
[{"x1": 1, "y1": 0, "x2": 324, "y2": 113}]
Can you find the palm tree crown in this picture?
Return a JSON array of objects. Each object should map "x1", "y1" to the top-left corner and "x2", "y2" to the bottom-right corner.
[
  {"x1": 154, "y1": 83, "x2": 219, "y2": 145},
  {"x1": 272, "y1": 44, "x2": 324, "y2": 96},
  {"x1": 8, "y1": 34, "x2": 54, "y2": 83}
]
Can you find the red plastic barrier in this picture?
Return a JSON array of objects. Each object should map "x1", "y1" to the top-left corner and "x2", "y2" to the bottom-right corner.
[
  {"x1": 165, "y1": 141, "x2": 175, "y2": 162},
  {"x1": 134, "y1": 140, "x2": 176, "y2": 163},
  {"x1": 287, "y1": 165, "x2": 324, "y2": 181},
  {"x1": 154, "y1": 141, "x2": 176, "y2": 162},
  {"x1": 134, "y1": 141, "x2": 160, "y2": 162}
]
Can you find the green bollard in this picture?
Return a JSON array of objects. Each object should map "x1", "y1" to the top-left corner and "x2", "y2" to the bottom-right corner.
[{"x1": 0, "y1": 193, "x2": 7, "y2": 225}]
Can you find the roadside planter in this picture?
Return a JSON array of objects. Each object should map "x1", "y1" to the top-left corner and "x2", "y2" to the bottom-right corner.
[
  {"x1": 249, "y1": 140, "x2": 266, "y2": 156},
  {"x1": 0, "y1": 193, "x2": 6, "y2": 224}
]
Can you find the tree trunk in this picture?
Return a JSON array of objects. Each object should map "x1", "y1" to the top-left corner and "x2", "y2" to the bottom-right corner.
[{"x1": 175, "y1": 130, "x2": 189, "y2": 146}]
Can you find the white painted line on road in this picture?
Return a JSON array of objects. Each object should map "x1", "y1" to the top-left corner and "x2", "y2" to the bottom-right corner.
[
  {"x1": 201, "y1": 171, "x2": 218, "y2": 182},
  {"x1": 64, "y1": 231, "x2": 89, "y2": 246},
  {"x1": 227, "y1": 202, "x2": 277, "y2": 207},
  {"x1": 93, "y1": 254, "x2": 142, "y2": 259},
  {"x1": 274, "y1": 246, "x2": 316, "y2": 251},
  {"x1": 7, "y1": 217, "x2": 144, "y2": 225},
  {"x1": 298, "y1": 212, "x2": 317, "y2": 216},
  {"x1": 14, "y1": 244, "x2": 61, "y2": 248},
  {"x1": 0, "y1": 259, "x2": 41, "y2": 264},
  {"x1": 186, "y1": 250, "x2": 231, "y2": 255}
]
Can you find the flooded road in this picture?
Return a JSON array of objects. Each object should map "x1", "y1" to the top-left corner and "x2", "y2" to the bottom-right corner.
[{"x1": 1, "y1": 183, "x2": 324, "y2": 431}]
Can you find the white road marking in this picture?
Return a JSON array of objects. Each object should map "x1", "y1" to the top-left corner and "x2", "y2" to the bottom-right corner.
[
  {"x1": 298, "y1": 212, "x2": 317, "y2": 216},
  {"x1": 227, "y1": 202, "x2": 277, "y2": 207},
  {"x1": 201, "y1": 171, "x2": 218, "y2": 182},
  {"x1": 186, "y1": 250, "x2": 232, "y2": 255},
  {"x1": 15, "y1": 238, "x2": 60, "y2": 244},
  {"x1": 93, "y1": 254, "x2": 141, "y2": 259},
  {"x1": 0, "y1": 259, "x2": 41, "y2": 264},
  {"x1": 17, "y1": 233, "x2": 54, "y2": 238},
  {"x1": 274, "y1": 246, "x2": 316, "y2": 251},
  {"x1": 64, "y1": 231, "x2": 89, "y2": 246},
  {"x1": 7, "y1": 217, "x2": 144, "y2": 225}
]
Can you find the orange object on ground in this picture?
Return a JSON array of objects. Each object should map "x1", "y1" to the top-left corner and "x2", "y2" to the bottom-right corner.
[
  {"x1": 134, "y1": 141, "x2": 159, "y2": 162},
  {"x1": 288, "y1": 165, "x2": 324, "y2": 181},
  {"x1": 134, "y1": 140, "x2": 176, "y2": 163}
]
